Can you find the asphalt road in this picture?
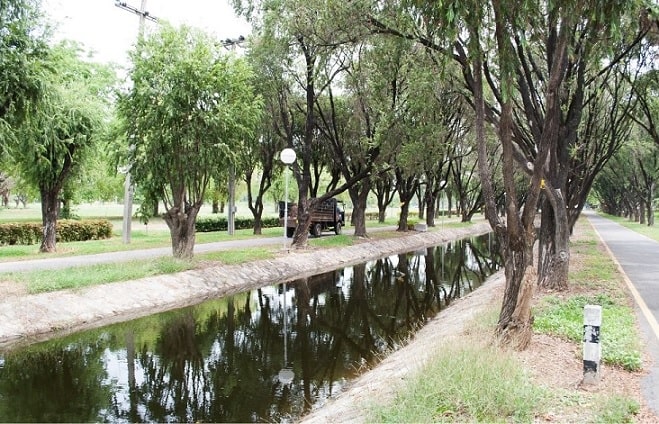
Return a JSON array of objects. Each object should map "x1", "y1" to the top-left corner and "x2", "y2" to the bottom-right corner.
[{"x1": 586, "y1": 210, "x2": 659, "y2": 416}]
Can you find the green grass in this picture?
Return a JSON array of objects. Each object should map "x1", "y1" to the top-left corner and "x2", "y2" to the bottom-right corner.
[
  {"x1": 198, "y1": 247, "x2": 274, "y2": 264},
  {"x1": 370, "y1": 341, "x2": 545, "y2": 423},
  {"x1": 308, "y1": 234, "x2": 353, "y2": 248},
  {"x1": 7, "y1": 247, "x2": 277, "y2": 294},
  {"x1": 15, "y1": 257, "x2": 194, "y2": 293},
  {"x1": 533, "y1": 294, "x2": 642, "y2": 371},
  {"x1": 596, "y1": 395, "x2": 641, "y2": 423}
]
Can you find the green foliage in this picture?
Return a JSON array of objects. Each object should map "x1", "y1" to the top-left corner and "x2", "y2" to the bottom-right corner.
[
  {"x1": 0, "y1": 222, "x2": 41, "y2": 245},
  {"x1": 116, "y1": 23, "x2": 263, "y2": 215},
  {"x1": 533, "y1": 295, "x2": 642, "y2": 371},
  {"x1": 0, "y1": 219, "x2": 112, "y2": 246},
  {"x1": 12, "y1": 41, "x2": 113, "y2": 191},
  {"x1": 56, "y1": 219, "x2": 113, "y2": 242},
  {"x1": 370, "y1": 342, "x2": 544, "y2": 422},
  {"x1": 195, "y1": 216, "x2": 280, "y2": 232},
  {"x1": 0, "y1": 0, "x2": 48, "y2": 146}
]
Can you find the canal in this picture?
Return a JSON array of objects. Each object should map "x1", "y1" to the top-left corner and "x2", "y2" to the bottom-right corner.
[{"x1": 0, "y1": 234, "x2": 500, "y2": 423}]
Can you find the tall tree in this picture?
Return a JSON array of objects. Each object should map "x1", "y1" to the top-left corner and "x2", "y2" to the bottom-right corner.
[
  {"x1": 12, "y1": 41, "x2": 113, "y2": 252},
  {"x1": 233, "y1": 0, "x2": 370, "y2": 247},
  {"x1": 117, "y1": 24, "x2": 262, "y2": 258},
  {"x1": 368, "y1": 0, "x2": 653, "y2": 347}
]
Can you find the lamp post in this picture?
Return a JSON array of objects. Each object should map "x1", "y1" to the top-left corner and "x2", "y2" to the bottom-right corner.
[{"x1": 280, "y1": 148, "x2": 296, "y2": 249}]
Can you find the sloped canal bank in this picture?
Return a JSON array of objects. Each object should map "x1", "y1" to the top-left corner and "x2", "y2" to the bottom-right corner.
[{"x1": 0, "y1": 223, "x2": 497, "y2": 422}]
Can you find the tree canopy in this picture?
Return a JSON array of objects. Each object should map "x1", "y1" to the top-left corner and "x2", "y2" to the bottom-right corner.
[{"x1": 116, "y1": 23, "x2": 263, "y2": 258}]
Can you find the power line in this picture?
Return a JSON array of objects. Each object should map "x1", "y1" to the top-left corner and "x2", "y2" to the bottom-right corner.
[
  {"x1": 114, "y1": 0, "x2": 158, "y2": 23},
  {"x1": 221, "y1": 35, "x2": 245, "y2": 48}
]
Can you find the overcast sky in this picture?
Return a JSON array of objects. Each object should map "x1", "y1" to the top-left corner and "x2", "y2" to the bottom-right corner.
[{"x1": 44, "y1": 0, "x2": 251, "y2": 66}]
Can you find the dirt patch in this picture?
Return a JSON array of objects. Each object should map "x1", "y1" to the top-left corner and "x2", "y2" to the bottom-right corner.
[{"x1": 0, "y1": 280, "x2": 29, "y2": 299}]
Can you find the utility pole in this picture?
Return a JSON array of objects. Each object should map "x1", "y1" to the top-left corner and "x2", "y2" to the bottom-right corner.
[{"x1": 115, "y1": 0, "x2": 157, "y2": 243}]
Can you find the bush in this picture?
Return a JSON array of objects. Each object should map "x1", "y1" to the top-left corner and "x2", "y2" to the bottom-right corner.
[
  {"x1": 57, "y1": 220, "x2": 113, "y2": 242},
  {"x1": 195, "y1": 216, "x2": 281, "y2": 232},
  {"x1": 0, "y1": 223, "x2": 42, "y2": 245},
  {"x1": 0, "y1": 219, "x2": 113, "y2": 246}
]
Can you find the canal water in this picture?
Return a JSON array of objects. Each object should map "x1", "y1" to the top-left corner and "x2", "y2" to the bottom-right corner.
[{"x1": 0, "y1": 234, "x2": 500, "y2": 423}]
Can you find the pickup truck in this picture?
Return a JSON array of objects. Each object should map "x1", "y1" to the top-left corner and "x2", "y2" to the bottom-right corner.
[{"x1": 279, "y1": 198, "x2": 346, "y2": 238}]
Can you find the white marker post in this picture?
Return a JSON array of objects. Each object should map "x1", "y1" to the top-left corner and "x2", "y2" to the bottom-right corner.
[{"x1": 583, "y1": 304, "x2": 602, "y2": 384}]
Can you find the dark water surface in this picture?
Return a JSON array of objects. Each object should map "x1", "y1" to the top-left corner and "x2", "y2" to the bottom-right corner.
[{"x1": 0, "y1": 234, "x2": 500, "y2": 423}]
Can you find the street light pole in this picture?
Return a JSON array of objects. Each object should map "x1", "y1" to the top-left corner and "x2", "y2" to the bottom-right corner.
[{"x1": 280, "y1": 148, "x2": 296, "y2": 249}]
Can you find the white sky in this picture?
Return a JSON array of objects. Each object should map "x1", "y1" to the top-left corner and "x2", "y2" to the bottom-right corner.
[{"x1": 44, "y1": 0, "x2": 252, "y2": 66}]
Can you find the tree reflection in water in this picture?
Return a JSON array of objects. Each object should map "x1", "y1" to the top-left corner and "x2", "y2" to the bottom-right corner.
[{"x1": 0, "y1": 234, "x2": 500, "y2": 423}]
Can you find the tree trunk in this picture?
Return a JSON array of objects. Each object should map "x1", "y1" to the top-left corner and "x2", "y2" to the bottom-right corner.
[
  {"x1": 292, "y1": 194, "x2": 311, "y2": 247},
  {"x1": 496, "y1": 242, "x2": 535, "y2": 350},
  {"x1": 417, "y1": 186, "x2": 425, "y2": 221},
  {"x1": 640, "y1": 201, "x2": 646, "y2": 225},
  {"x1": 648, "y1": 183, "x2": 655, "y2": 226},
  {"x1": 349, "y1": 180, "x2": 370, "y2": 237},
  {"x1": 425, "y1": 178, "x2": 437, "y2": 227},
  {"x1": 163, "y1": 202, "x2": 201, "y2": 259},
  {"x1": 397, "y1": 201, "x2": 411, "y2": 231},
  {"x1": 537, "y1": 190, "x2": 570, "y2": 291},
  {"x1": 426, "y1": 192, "x2": 436, "y2": 227},
  {"x1": 253, "y1": 209, "x2": 264, "y2": 235},
  {"x1": 645, "y1": 181, "x2": 654, "y2": 227},
  {"x1": 373, "y1": 174, "x2": 395, "y2": 223},
  {"x1": 39, "y1": 186, "x2": 59, "y2": 253},
  {"x1": 378, "y1": 208, "x2": 386, "y2": 223}
]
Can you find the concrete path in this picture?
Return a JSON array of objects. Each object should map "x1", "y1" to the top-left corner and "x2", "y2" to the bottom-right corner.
[{"x1": 586, "y1": 211, "x2": 659, "y2": 416}]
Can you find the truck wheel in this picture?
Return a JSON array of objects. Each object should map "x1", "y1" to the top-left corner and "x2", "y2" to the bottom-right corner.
[
  {"x1": 286, "y1": 227, "x2": 295, "y2": 238},
  {"x1": 312, "y1": 223, "x2": 322, "y2": 237},
  {"x1": 334, "y1": 222, "x2": 342, "y2": 235}
]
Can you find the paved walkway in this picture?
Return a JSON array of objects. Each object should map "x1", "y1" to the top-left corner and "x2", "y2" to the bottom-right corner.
[
  {"x1": 0, "y1": 237, "x2": 283, "y2": 272},
  {"x1": 586, "y1": 211, "x2": 659, "y2": 416}
]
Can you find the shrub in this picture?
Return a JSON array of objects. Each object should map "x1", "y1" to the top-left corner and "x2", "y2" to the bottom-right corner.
[
  {"x1": 195, "y1": 216, "x2": 281, "y2": 232},
  {"x1": 0, "y1": 219, "x2": 113, "y2": 246}
]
